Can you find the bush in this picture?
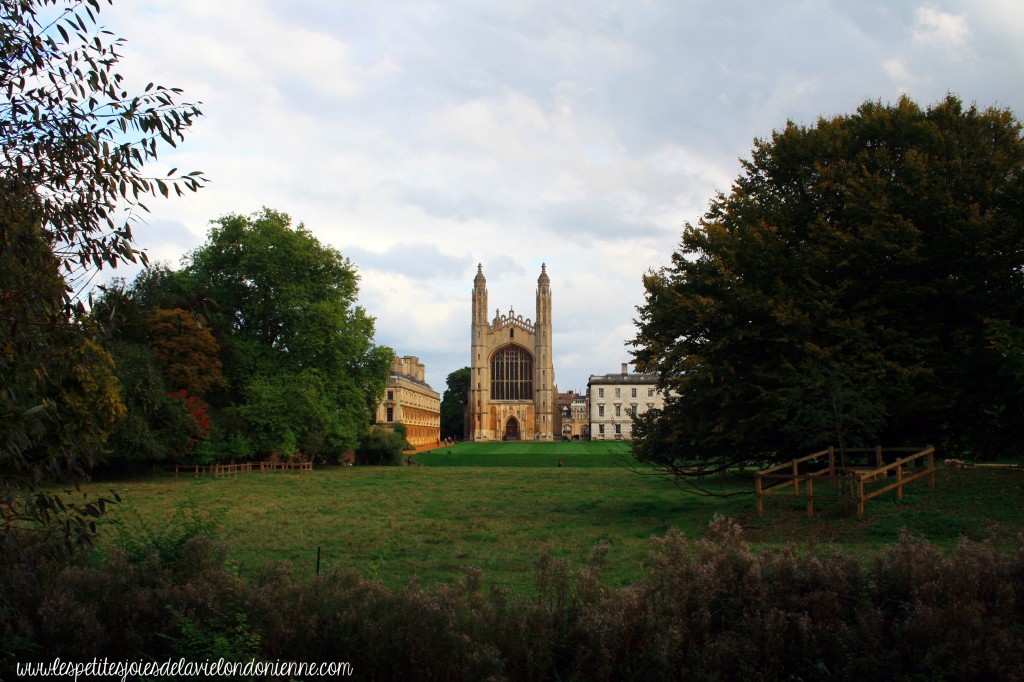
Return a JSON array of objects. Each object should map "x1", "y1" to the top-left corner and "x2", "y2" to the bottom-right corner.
[{"x1": 356, "y1": 426, "x2": 406, "y2": 466}]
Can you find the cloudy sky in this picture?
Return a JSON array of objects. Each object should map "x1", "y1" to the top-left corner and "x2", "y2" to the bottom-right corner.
[{"x1": 94, "y1": 0, "x2": 1024, "y2": 394}]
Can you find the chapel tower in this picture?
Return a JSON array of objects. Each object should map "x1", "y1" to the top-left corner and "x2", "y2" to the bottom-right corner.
[{"x1": 469, "y1": 263, "x2": 556, "y2": 441}]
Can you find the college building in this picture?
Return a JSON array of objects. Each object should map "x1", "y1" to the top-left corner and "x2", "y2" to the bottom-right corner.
[
  {"x1": 375, "y1": 355, "x2": 441, "y2": 448},
  {"x1": 555, "y1": 390, "x2": 590, "y2": 440},
  {"x1": 588, "y1": 363, "x2": 665, "y2": 441}
]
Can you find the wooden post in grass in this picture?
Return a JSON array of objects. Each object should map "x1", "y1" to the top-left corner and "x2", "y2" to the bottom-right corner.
[
  {"x1": 755, "y1": 475, "x2": 763, "y2": 516},
  {"x1": 807, "y1": 476, "x2": 815, "y2": 519},
  {"x1": 857, "y1": 478, "x2": 865, "y2": 517},
  {"x1": 897, "y1": 462, "x2": 904, "y2": 500},
  {"x1": 793, "y1": 459, "x2": 800, "y2": 496}
]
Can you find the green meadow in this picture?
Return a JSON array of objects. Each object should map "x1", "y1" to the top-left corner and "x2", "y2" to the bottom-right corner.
[{"x1": 86, "y1": 442, "x2": 1024, "y2": 592}]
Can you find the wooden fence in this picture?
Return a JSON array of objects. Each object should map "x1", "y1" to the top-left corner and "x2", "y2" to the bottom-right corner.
[
  {"x1": 174, "y1": 460, "x2": 312, "y2": 477},
  {"x1": 755, "y1": 445, "x2": 936, "y2": 518},
  {"x1": 257, "y1": 460, "x2": 313, "y2": 473}
]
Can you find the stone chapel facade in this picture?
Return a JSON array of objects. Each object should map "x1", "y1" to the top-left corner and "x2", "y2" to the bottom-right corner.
[{"x1": 469, "y1": 263, "x2": 556, "y2": 441}]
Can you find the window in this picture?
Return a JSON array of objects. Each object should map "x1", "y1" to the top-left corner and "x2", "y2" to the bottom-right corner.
[
  {"x1": 598, "y1": 405, "x2": 605, "y2": 417},
  {"x1": 386, "y1": 390, "x2": 394, "y2": 401},
  {"x1": 615, "y1": 405, "x2": 621, "y2": 417},
  {"x1": 630, "y1": 404, "x2": 638, "y2": 417},
  {"x1": 614, "y1": 424, "x2": 621, "y2": 435},
  {"x1": 491, "y1": 345, "x2": 533, "y2": 400},
  {"x1": 386, "y1": 407, "x2": 394, "y2": 422},
  {"x1": 599, "y1": 424, "x2": 605, "y2": 435},
  {"x1": 615, "y1": 387, "x2": 621, "y2": 398},
  {"x1": 631, "y1": 387, "x2": 637, "y2": 398},
  {"x1": 648, "y1": 388, "x2": 655, "y2": 397},
  {"x1": 598, "y1": 387, "x2": 604, "y2": 398}
]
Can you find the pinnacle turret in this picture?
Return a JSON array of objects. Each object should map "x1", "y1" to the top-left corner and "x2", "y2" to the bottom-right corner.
[{"x1": 538, "y1": 262, "x2": 550, "y2": 287}]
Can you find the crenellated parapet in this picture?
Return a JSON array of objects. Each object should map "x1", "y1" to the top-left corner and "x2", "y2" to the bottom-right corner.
[{"x1": 490, "y1": 307, "x2": 536, "y2": 334}]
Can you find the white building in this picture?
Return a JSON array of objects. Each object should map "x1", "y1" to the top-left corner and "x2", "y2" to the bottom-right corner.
[{"x1": 588, "y1": 363, "x2": 665, "y2": 441}]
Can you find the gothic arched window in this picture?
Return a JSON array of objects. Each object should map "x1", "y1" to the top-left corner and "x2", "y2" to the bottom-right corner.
[{"x1": 491, "y1": 344, "x2": 533, "y2": 400}]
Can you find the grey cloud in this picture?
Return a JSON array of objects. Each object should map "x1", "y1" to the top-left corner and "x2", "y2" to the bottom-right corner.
[
  {"x1": 396, "y1": 185, "x2": 503, "y2": 223},
  {"x1": 539, "y1": 199, "x2": 665, "y2": 240},
  {"x1": 343, "y1": 242, "x2": 473, "y2": 281}
]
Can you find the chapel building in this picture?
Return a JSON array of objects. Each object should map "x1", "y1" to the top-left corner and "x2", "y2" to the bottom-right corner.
[{"x1": 469, "y1": 263, "x2": 556, "y2": 441}]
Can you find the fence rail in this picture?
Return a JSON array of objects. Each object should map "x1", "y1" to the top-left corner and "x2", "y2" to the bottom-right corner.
[
  {"x1": 174, "y1": 461, "x2": 312, "y2": 478},
  {"x1": 755, "y1": 445, "x2": 936, "y2": 518}
]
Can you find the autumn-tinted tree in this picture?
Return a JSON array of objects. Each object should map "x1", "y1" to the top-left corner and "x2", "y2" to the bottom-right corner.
[
  {"x1": 440, "y1": 367, "x2": 470, "y2": 439},
  {"x1": 632, "y1": 96, "x2": 1024, "y2": 482},
  {"x1": 92, "y1": 265, "x2": 195, "y2": 343},
  {"x1": 89, "y1": 276, "x2": 209, "y2": 470},
  {"x1": 146, "y1": 308, "x2": 225, "y2": 398}
]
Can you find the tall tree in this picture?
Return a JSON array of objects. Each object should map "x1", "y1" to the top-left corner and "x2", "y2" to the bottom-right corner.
[
  {"x1": 1, "y1": 0, "x2": 204, "y2": 560},
  {"x1": 440, "y1": 367, "x2": 470, "y2": 439},
  {"x1": 631, "y1": 96, "x2": 1024, "y2": 482},
  {"x1": 182, "y1": 209, "x2": 391, "y2": 460}
]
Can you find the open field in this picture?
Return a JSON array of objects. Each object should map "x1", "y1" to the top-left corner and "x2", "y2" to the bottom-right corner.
[{"x1": 85, "y1": 446, "x2": 1024, "y2": 592}]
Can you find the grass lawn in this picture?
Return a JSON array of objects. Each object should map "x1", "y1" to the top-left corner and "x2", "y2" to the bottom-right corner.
[
  {"x1": 411, "y1": 440, "x2": 633, "y2": 467},
  {"x1": 85, "y1": 446, "x2": 1024, "y2": 592}
]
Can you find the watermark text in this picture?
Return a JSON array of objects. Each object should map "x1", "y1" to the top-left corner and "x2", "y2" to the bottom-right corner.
[{"x1": 16, "y1": 657, "x2": 354, "y2": 680}]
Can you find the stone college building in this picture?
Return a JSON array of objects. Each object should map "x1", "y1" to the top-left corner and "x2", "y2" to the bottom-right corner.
[{"x1": 469, "y1": 264, "x2": 556, "y2": 441}]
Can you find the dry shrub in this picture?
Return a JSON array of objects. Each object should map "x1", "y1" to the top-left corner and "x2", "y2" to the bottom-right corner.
[
  {"x1": 5, "y1": 519, "x2": 1024, "y2": 680},
  {"x1": 18, "y1": 536, "x2": 234, "y2": 662}
]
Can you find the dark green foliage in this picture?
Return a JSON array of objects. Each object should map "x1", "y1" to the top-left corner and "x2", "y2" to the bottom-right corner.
[
  {"x1": 357, "y1": 425, "x2": 407, "y2": 466},
  {"x1": 440, "y1": 366, "x2": 471, "y2": 439},
  {"x1": 1, "y1": 187, "x2": 124, "y2": 570},
  {"x1": 633, "y1": 96, "x2": 1024, "y2": 478},
  {"x1": 1, "y1": 0, "x2": 203, "y2": 598},
  {"x1": 103, "y1": 341, "x2": 198, "y2": 467},
  {"x1": 238, "y1": 370, "x2": 354, "y2": 460},
  {"x1": 112, "y1": 497, "x2": 222, "y2": 566}
]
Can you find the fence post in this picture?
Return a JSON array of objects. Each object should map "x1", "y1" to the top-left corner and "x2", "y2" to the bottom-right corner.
[
  {"x1": 316, "y1": 546, "x2": 321, "y2": 576},
  {"x1": 857, "y1": 478, "x2": 865, "y2": 517},
  {"x1": 792, "y1": 459, "x2": 800, "y2": 496},
  {"x1": 927, "y1": 445, "x2": 935, "y2": 488},
  {"x1": 897, "y1": 462, "x2": 904, "y2": 500},
  {"x1": 755, "y1": 475, "x2": 763, "y2": 516},
  {"x1": 807, "y1": 476, "x2": 814, "y2": 519}
]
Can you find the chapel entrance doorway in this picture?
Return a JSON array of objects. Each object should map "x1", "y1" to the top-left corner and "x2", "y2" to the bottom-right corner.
[{"x1": 504, "y1": 417, "x2": 521, "y2": 441}]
